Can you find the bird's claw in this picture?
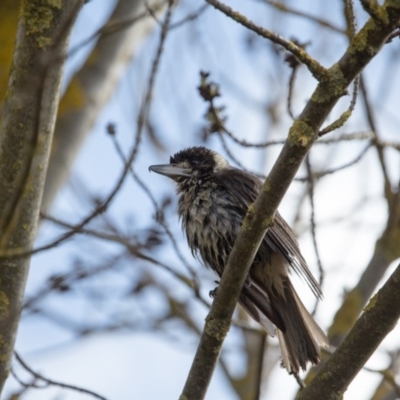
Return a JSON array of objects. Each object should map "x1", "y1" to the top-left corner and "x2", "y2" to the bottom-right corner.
[{"x1": 209, "y1": 281, "x2": 220, "y2": 298}]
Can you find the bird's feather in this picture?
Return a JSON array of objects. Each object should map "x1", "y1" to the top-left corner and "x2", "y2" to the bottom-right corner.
[
  {"x1": 216, "y1": 167, "x2": 322, "y2": 299},
  {"x1": 150, "y1": 146, "x2": 329, "y2": 373}
]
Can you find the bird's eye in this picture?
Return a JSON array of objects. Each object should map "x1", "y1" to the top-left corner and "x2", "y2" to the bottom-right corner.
[{"x1": 191, "y1": 159, "x2": 200, "y2": 166}]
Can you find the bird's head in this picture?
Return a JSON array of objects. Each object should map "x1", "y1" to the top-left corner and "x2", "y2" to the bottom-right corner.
[{"x1": 149, "y1": 146, "x2": 229, "y2": 185}]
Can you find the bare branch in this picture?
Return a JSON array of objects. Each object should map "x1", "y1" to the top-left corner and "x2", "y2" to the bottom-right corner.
[
  {"x1": 179, "y1": 2, "x2": 400, "y2": 398},
  {"x1": 0, "y1": 0, "x2": 176, "y2": 261},
  {"x1": 319, "y1": 0, "x2": 360, "y2": 137},
  {"x1": 305, "y1": 156, "x2": 324, "y2": 314},
  {"x1": 328, "y1": 185, "x2": 400, "y2": 346},
  {"x1": 297, "y1": 262, "x2": 400, "y2": 400},
  {"x1": 360, "y1": 76, "x2": 393, "y2": 202},
  {"x1": 260, "y1": 0, "x2": 345, "y2": 34},
  {"x1": 15, "y1": 352, "x2": 107, "y2": 400},
  {"x1": 42, "y1": 0, "x2": 166, "y2": 212},
  {"x1": 205, "y1": 0, "x2": 329, "y2": 80}
]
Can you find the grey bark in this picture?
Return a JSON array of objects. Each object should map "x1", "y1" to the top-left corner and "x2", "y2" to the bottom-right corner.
[
  {"x1": 297, "y1": 262, "x2": 400, "y2": 400},
  {"x1": 0, "y1": 0, "x2": 83, "y2": 393},
  {"x1": 180, "y1": 1, "x2": 400, "y2": 398}
]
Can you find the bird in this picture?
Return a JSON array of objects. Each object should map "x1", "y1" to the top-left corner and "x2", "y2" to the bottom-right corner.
[{"x1": 149, "y1": 146, "x2": 328, "y2": 373}]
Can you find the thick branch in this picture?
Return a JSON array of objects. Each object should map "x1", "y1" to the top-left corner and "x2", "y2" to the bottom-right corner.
[
  {"x1": 180, "y1": 1, "x2": 400, "y2": 399},
  {"x1": 327, "y1": 178, "x2": 400, "y2": 346},
  {"x1": 328, "y1": 203, "x2": 400, "y2": 346},
  {"x1": 297, "y1": 262, "x2": 400, "y2": 400},
  {"x1": 0, "y1": 0, "x2": 83, "y2": 393}
]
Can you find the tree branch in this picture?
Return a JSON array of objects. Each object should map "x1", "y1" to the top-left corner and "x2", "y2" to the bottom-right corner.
[
  {"x1": 15, "y1": 352, "x2": 107, "y2": 400},
  {"x1": 179, "y1": 1, "x2": 400, "y2": 398},
  {"x1": 205, "y1": 0, "x2": 328, "y2": 80},
  {"x1": 328, "y1": 189, "x2": 400, "y2": 346},
  {"x1": 297, "y1": 262, "x2": 400, "y2": 400}
]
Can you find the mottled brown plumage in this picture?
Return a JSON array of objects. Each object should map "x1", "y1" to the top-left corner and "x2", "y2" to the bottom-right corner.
[{"x1": 149, "y1": 146, "x2": 328, "y2": 373}]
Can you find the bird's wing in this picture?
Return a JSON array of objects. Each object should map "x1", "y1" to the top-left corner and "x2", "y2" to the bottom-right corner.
[
  {"x1": 267, "y1": 213, "x2": 322, "y2": 299},
  {"x1": 217, "y1": 167, "x2": 322, "y2": 299}
]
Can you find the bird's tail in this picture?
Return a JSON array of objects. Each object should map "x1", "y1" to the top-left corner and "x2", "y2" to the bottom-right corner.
[
  {"x1": 240, "y1": 278, "x2": 328, "y2": 373},
  {"x1": 273, "y1": 278, "x2": 329, "y2": 373}
]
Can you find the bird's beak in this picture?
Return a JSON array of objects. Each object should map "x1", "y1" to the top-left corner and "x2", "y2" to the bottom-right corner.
[{"x1": 149, "y1": 164, "x2": 191, "y2": 178}]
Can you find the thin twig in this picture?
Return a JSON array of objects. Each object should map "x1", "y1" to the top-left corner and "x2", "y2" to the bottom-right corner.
[
  {"x1": 40, "y1": 214, "x2": 195, "y2": 294},
  {"x1": 218, "y1": 133, "x2": 266, "y2": 179},
  {"x1": 15, "y1": 352, "x2": 107, "y2": 400},
  {"x1": 11, "y1": 368, "x2": 43, "y2": 389},
  {"x1": 67, "y1": 1, "x2": 167, "y2": 59},
  {"x1": 287, "y1": 62, "x2": 298, "y2": 120},
  {"x1": 319, "y1": 0, "x2": 359, "y2": 137},
  {"x1": 306, "y1": 156, "x2": 324, "y2": 316},
  {"x1": 170, "y1": 4, "x2": 209, "y2": 29},
  {"x1": 360, "y1": 76, "x2": 393, "y2": 202},
  {"x1": 23, "y1": 249, "x2": 126, "y2": 310},
  {"x1": 254, "y1": 334, "x2": 267, "y2": 397},
  {"x1": 205, "y1": 0, "x2": 328, "y2": 80},
  {"x1": 284, "y1": 40, "x2": 310, "y2": 120},
  {"x1": 297, "y1": 143, "x2": 371, "y2": 181},
  {"x1": 260, "y1": 0, "x2": 344, "y2": 34},
  {"x1": 108, "y1": 130, "x2": 197, "y2": 279},
  {"x1": 0, "y1": 0, "x2": 176, "y2": 260}
]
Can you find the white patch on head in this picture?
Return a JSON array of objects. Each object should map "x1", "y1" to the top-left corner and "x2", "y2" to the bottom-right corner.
[{"x1": 213, "y1": 152, "x2": 229, "y2": 171}]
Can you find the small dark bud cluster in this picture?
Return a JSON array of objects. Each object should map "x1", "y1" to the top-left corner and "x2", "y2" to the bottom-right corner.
[{"x1": 197, "y1": 71, "x2": 227, "y2": 134}]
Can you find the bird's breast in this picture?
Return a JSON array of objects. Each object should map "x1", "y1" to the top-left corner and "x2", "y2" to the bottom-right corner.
[{"x1": 178, "y1": 186, "x2": 242, "y2": 275}]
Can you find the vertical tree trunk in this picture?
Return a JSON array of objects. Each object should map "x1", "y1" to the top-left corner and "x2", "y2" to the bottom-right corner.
[{"x1": 0, "y1": 0, "x2": 84, "y2": 393}]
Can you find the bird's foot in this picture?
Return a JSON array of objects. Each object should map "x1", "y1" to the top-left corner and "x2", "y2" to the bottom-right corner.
[{"x1": 209, "y1": 281, "x2": 220, "y2": 298}]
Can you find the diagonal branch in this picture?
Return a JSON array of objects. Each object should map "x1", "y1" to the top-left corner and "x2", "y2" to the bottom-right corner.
[
  {"x1": 15, "y1": 352, "x2": 107, "y2": 400},
  {"x1": 297, "y1": 262, "x2": 400, "y2": 400},
  {"x1": 328, "y1": 188, "x2": 400, "y2": 346},
  {"x1": 261, "y1": 0, "x2": 344, "y2": 34},
  {"x1": 205, "y1": 0, "x2": 328, "y2": 80},
  {"x1": 179, "y1": 1, "x2": 400, "y2": 399}
]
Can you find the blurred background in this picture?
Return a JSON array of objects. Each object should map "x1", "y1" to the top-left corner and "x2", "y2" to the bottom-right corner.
[{"x1": 1, "y1": 0, "x2": 400, "y2": 399}]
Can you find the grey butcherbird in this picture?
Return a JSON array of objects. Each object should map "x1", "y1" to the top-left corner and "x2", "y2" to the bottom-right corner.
[{"x1": 149, "y1": 146, "x2": 328, "y2": 373}]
